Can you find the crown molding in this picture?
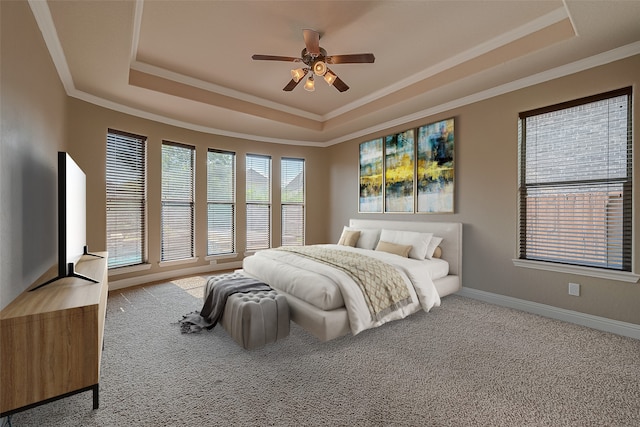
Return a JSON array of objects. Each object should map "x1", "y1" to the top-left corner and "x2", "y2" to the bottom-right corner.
[
  {"x1": 28, "y1": 0, "x2": 640, "y2": 147},
  {"x1": 325, "y1": 41, "x2": 640, "y2": 146},
  {"x1": 28, "y1": 0, "x2": 73, "y2": 93},
  {"x1": 69, "y1": 89, "x2": 326, "y2": 147},
  {"x1": 129, "y1": 61, "x2": 324, "y2": 122},
  {"x1": 325, "y1": 6, "x2": 572, "y2": 121}
]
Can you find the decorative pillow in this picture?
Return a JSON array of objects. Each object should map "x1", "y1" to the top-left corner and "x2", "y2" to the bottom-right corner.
[
  {"x1": 425, "y1": 236, "x2": 443, "y2": 259},
  {"x1": 432, "y1": 246, "x2": 442, "y2": 259},
  {"x1": 337, "y1": 230, "x2": 360, "y2": 247},
  {"x1": 375, "y1": 240, "x2": 412, "y2": 258},
  {"x1": 379, "y1": 229, "x2": 432, "y2": 260},
  {"x1": 340, "y1": 226, "x2": 380, "y2": 250}
]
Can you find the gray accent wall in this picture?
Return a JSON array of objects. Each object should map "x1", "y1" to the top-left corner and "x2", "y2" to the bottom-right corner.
[{"x1": 1, "y1": 1, "x2": 68, "y2": 310}]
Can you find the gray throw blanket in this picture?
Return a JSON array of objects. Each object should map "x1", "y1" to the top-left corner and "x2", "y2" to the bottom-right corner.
[{"x1": 179, "y1": 277, "x2": 271, "y2": 333}]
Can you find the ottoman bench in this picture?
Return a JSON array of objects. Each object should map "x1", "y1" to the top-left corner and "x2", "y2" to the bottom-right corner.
[{"x1": 205, "y1": 272, "x2": 290, "y2": 350}]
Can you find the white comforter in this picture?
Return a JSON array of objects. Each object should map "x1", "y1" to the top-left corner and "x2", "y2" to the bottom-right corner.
[{"x1": 242, "y1": 244, "x2": 441, "y2": 335}]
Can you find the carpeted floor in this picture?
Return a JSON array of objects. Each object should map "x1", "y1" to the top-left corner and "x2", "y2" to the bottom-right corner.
[{"x1": 8, "y1": 275, "x2": 640, "y2": 426}]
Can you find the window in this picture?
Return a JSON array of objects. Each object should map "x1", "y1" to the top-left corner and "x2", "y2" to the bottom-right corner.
[
  {"x1": 207, "y1": 149, "x2": 235, "y2": 255},
  {"x1": 161, "y1": 142, "x2": 195, "y2": 262},
  {"x1": 246, "y1": 154, "x2": 271, "y2": 251},
  {"x1": 281, "y1": 157, "x2": 305, "y2": 246},
  {"x1": 518, "y1": 87, "x2": 632, "y2": 272},
  {"x1": 106, "y1": 129, "x2": 147, "y2": 269}
]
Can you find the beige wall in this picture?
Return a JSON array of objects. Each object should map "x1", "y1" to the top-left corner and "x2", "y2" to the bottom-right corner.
[
  {"x1": 328, "y1": 55, "x2": 640, "y2": 325},
  {"x1": 66, "y1": 99, "x2": 330, "y2": 284},
  {"x1": 2, "y1": 1, "x2": 638, "y2": 326},
  {"x1": 0, "y1": 1, "x2": 68, "y2": 310}
]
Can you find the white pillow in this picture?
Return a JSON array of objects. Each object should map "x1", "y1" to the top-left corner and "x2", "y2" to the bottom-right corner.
[
  {"x1": 425, "y1": 236, "x2": 443, "y2": 259},
  {"x1": 340, "y1": 226, "x2": 380, "y2": 250},
  {"x1": 379, "y1": 229, "x2": 433, "y2": 260}
]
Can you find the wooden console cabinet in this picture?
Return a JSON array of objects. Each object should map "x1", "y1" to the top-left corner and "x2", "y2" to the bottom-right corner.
[{"x1": 0, "y1": 253, "x2": 108, "y2": 416}]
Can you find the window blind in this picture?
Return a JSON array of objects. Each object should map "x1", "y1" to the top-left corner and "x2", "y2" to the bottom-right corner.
[
  {"x1": 207, "y1": 149, "x2": 235, "y2": 255},
  {"x1": 246, "y1": 154, "x2": 271, "y2": 251},
  {"x1": 281, "y1": 157, "x2": 305, "y2": 246},
  {"x1": 161, "y1": 142, "x2": 195, "y2": 261},
  {"x1": 106, "y1": 129, "x2": 147, "y2": 269},
  {"x1": 518, "y1": 87, "x2": 632, "y2": 271}
]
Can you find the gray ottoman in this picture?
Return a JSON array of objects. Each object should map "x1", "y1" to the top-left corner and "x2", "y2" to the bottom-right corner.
[{"x1": 205, "y1": 272, "x2": 290, "y2": 350}]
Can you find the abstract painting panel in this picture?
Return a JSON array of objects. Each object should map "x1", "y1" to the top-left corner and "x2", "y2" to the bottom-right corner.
[
  {"x1": 417, "y1": 118, "x2": 454, "y2": 213},
  {"x1": 358, "y1": 139, "x2": 383, "y2": 213},
  {"x1": 384, "y1": 130, "x2": 415, "y2": 213}
]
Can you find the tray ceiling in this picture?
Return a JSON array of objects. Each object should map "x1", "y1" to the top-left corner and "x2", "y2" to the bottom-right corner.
[{"x1": 31, "y1": 0, "x2": 640, "y2": 146}]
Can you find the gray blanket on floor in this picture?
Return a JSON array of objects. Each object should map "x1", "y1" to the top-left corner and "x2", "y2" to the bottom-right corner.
[{"x1": 179, "y1": 277, "x2": 271, "y2": 333}]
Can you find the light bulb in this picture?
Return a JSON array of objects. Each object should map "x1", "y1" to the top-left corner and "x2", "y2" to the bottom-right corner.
[{"x1": 313, "y1": 60, "x2": 327, "y2": 76}]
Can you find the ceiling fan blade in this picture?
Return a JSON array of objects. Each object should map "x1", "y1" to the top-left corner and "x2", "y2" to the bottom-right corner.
[
  {"x1": 303, "y1": 29, "x2": 320, "y2": 55},
  {"x1": 252, "y1": 54, "x2": 300, "y2": 62},
  {"x1": 326, "y1": 53, "x2": 375, "y2": 64},
  {"x1": 283, "y1": 78, "x2": 303, "y2": 91},
  {"x1": 332, "y1": 75, "x2": 349, "y2": 92}
]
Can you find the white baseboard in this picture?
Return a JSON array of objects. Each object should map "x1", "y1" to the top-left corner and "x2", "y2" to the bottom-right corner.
[
  {"x1": 108, "y1": 261, "x2": 243, "y2": 291},
  {"x1": 457, "y1": 287, "x2": 640, "y2": 340}
]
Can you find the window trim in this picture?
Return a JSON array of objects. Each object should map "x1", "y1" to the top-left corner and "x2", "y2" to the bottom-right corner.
[
  {"x1": 280, "y1": 157, "x2": 305, "y2": 246},
  {"x1": 108, "y1": 262, "x2": 152, "y2": 276},
  {"x1": 512, "y1": 259, "x2": 639, "y2": 283},
  {"x1": 515, "y1": 87, "x2": 635, "y2": 279},
  {"x1": 207, "y1": 148, "x2": 236, "y2": 256},
  {"x1": 245, "y1": 153, "x2": 272, "y2": 252},
  {"x1": 106, "y1": 128, "x2": 148, "y2": 270},
  {"x1": 161, "y1": 140, "x2": 196, "y2": 262}
]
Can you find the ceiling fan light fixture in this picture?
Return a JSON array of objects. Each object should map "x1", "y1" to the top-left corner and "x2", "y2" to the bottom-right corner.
[
  {"x1": 312, "y1": 60, "x2": 327, "y2": 76},
  {"x1": 291, "y1": 68, "x2": 306, "y2": 83},
  {"x1": 324, "y1": 70, "x2": 337, "y2": 86},
  {"x1": 252, "y1": 29, "x2": 373, "y2": 93},
  {"x1": 303, "y1": 75, "x2": 315, "y2": 92}
]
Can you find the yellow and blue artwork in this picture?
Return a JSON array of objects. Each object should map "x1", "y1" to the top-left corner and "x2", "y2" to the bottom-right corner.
[
  {"x1": 359, "y1": 138, "x2": 383, "y2": 213},
  {"x1": 384, "y1": 130, "x2": 415, "y2": 213},
  {"x1": 417, "y1": 118, "x2": 454, "y2": 213}
]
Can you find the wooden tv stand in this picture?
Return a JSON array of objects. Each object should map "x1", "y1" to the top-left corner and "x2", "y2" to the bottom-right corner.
[{"x1": 0, "y1": 252, "x2": 108, "y2": 417}]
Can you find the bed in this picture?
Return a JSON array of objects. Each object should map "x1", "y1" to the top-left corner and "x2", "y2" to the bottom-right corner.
[{"x1": 242, "y1": 219, "x2": 462, "y2": 341}]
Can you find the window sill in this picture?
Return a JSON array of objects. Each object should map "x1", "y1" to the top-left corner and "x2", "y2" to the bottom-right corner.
[
  {"x1": 205, "y1": 253, "x2": 238, "y2": 263},
  {"x1": 158, "y1": 257, "x2": 199, "y2": 268},
  {"x1": 108, "y1": 263, "x2": 152, "y2": 276},
  {"x1": 512, "y1": 259, "x2": 639, "y2": 283}
]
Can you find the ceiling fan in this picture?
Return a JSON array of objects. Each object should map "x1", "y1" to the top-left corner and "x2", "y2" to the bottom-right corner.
[{"x1": 251, "y1": 29, "x2": 375, "y2": 93}]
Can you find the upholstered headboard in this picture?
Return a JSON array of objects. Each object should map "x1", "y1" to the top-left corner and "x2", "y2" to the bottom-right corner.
[{"x1": 348, "y1": 219, "x2": 463, "y2": 279}]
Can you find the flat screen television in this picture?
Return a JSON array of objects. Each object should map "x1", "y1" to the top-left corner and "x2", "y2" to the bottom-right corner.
[{"x1": 31, "y1": 152, "x2": 101, "y2": 291}]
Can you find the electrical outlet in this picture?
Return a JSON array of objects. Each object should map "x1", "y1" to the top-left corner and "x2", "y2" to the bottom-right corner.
[{"x1": 568, "y1": 282, "x2": 580, "y2": 296}]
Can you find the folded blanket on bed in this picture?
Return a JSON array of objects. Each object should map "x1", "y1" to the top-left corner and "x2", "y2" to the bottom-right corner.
[
  {"x1": 179, "y1": 276, "x2": 271, "y2": 333},
  {"x1": 276, "y1": 246, "x2": 412, "y2": 320}
]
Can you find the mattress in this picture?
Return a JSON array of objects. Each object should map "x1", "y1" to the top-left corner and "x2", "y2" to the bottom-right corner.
[{"x1": 243, "y1": 244, "x2": 447, "y2": 313}]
